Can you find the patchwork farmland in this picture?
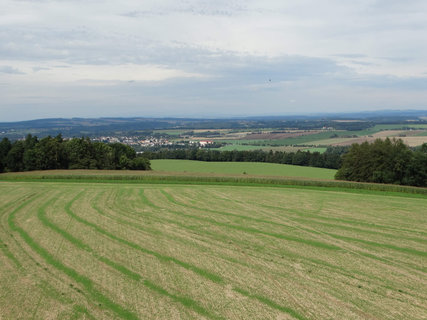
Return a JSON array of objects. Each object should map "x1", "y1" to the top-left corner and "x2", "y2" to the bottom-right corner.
[{"x1": 0, "y1": 179, "x2": 426, "y2": 319}]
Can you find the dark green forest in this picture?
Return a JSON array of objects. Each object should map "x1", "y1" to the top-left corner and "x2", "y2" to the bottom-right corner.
[
  {"x1": 0, "y1": 135, "x2": 151, "y2": 172},
  {"x1": 336, "y1": 139, "x2": 427, "y2": 187}
]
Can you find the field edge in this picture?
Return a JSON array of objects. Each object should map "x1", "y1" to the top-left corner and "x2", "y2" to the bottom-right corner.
[{"x1": 1, "y1": 170, "x2": 426, "y2": 197}]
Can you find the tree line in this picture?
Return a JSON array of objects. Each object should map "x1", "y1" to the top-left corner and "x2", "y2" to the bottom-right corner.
[
  {"x1": 1, "y1": 134, "x2": 424, "y2": 187},
  {"x1": 336, "y1": 138, "x2": 426, "y2": 187},
  {"x1": 143, "y1": 147, "x2": 347, "y2": 169},
  {"x1": 0, "y1": 135, "x2": 151, "y2": 173}
]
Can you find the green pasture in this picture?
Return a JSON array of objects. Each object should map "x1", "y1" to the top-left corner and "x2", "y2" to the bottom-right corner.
[
  {"x1": 212, "y1": 144, "x2": 264, "y2": 151},
  {"x1": 373, "y1": 124, "x2": 427, "y2": 130},
  {"x1": 154, "y1": 129, "x2": 189, "y2": 136},
  {"x1": 0, "y1": 179, "x2": 425, "y2": 319},
  {"x1": 303, "y1": 137, "x2": 353, "y2": 146},
  {"x1": 305, "y1": 147, "x2": 328, "y2": 153},
  {"x1": 151, "y1": 159, "x2": 337, "y2": 180},
  {"x1": 213, "y1": 144, "x2": 308, "y2": 152}
]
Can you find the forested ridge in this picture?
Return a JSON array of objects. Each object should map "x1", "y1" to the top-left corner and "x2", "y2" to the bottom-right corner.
[{"x1": 0, "y1": 135, "x2": 151, "y2": 172}]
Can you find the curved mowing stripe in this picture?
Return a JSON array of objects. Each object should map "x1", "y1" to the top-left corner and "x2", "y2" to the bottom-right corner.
[
  {"x1": 85, "y1": 190, "x2": 311, "y2": 319},
  {"x1": 159, "y1": 190, "x2": 339, "y2": 251},
  {"x1": 229, "y1": 196, "x2": 427, "y2": 258},
  {"x1": 138, "y1": 189, "x2": 160, "y2": 209},
  {"x1": 326, "y1": 233, "x2": 427, "y2": 257},
  {"x1": 0, "y1": 195, "x2": 342, "y2": 320},
  {"x1": 160, "y1": 189, "x2": 427, "y2": 272},
  {"x1": 0, "y1": 241, "x2": 22, "y2": 268},
  {"x1": 85, "y1": 192, "x2": 223, "y2": 283},
  {"x1": 0, "y1": 194, "x2": 42, "y2": 268},
  {"x1": 40, "y1": 193, "x2": 223, "y2": 320},
  {"x1": 92, "y1": 190, "x2": 162, "y2": 237},
  {"x1": 0, "y1": 195, "x2": 31, "y2": 268},
  {"x1": 160, "y1": 189, "x2": 300, "y2": 229},
  {"x1": 289, "y1": 217, "x2": 427, "y2": 245},
  {"x1": 234, "y1": 287, "x2": 308, "y2": 320},
  {"x1": 143, "y1": 279, "x2": 223, "y2": 320},
  {"x1": 8, "y1": 195, "x2": 139, "y2": 320},
  {"x1": 144, "y1": 189, "x2": 426, "y2": 283},
  {"x1": 257, "y1": 201, "x2": 427, "y2": 237},
  {"x1": 164, "y1": 191, "x2": 427, "y2": 301},
  {"x1": 70, "y1": 305, "x2": 96, "y2": 320},
  {"x1": 241, "y1": 199, "x2": 427, "y2": 267}
]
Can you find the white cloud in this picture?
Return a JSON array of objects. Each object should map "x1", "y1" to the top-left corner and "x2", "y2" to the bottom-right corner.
[
  {"x1": 0, "y1": 0, "x2": 426, "y2": 120},
  {"x1": 0, "y1": 61, "x2": 204, "y2": 84}
]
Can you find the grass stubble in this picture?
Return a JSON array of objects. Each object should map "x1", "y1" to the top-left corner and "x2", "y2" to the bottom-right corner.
[{"x1": 0, "y1": 176, "x2": 426, "y2": 319}]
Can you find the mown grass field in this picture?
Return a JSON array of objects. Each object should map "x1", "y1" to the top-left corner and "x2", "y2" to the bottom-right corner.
[
  {"x1": 150, "y1": 160, "x2": 337, "y2": 180},
  {"x1": 0, "y1": 175, "x2": 426, "y2": 320}
]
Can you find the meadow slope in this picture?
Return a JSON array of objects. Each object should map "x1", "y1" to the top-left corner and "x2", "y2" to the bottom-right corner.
[
  {"x1": 150, "y1": 159, "x2": 337, "y2": 180},
  {"x1": 0, "y1": 179, "x2": 426, "y2": 319}
]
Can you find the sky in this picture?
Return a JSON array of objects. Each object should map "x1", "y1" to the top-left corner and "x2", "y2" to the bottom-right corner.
[{"x1": 1, "y1": 0, "x2": 427, "y2": 121}]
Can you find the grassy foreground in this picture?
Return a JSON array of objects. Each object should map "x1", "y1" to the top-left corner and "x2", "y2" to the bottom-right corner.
[
  {"x1": 0, "y1": 177, "x2": 426, "y2": 319},
  {"x1": 150, "y1": 159, "x2": 337, "y2": 180}
]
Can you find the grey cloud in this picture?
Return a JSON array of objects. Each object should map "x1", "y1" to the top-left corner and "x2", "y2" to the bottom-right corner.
[
  {"x1": 1, "y1": 0, "x2": 426, "y2": 120},
  {"x1": 333, "y1": 54, "x2": 367, "y2": 59},
  {"x1": 0, "y1": 66, "x2": 25, "y2": 74},
  {"x1": 121, "y1": 1, "x2": 247, "y2": 18},
  {"x1": 348, "y1": 74, "x2": 427, "y2": 90},
  {"x1": 33, "y1": 66, "x2": 50, "y2": 72}
]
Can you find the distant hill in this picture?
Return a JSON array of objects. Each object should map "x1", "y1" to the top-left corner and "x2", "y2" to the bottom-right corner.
[{"x1": 1, "y1": 110, "x2": 426, "y2": 140}]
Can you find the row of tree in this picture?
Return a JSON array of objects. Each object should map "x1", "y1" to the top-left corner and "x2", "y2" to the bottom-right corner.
[
  {"x1": 143, "y1": 147, "x2": 348, "y2": 169},
  {"x1": 0, "y1": 135, "x2": 151, "y2": 172},
  {"x1": 1, "y1": 134, "x2": 425, "y2": 187},
  {"x1": 335, "y1": 139, "x2": 426, "y2": 187}
]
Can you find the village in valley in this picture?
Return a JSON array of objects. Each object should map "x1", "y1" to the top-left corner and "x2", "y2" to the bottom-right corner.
[{"x1": 92, "y1": 135, "x2": 215, "y2": 149}]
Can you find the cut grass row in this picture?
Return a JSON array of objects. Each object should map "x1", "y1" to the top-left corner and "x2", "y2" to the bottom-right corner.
[
  {"x1": 0, "y1": 186, "x2": 354, "y2": 319},
  {"x1": 7, "y1": 195, "x2": 141, "y2": 320},
  {"x1": 93, "y1": 186, "x2": 424, "y2": 316},
  {"x1": 1, "y1": 182, "x2": 426, "y2": 319},
  {"x1": 61, "y1": 190, "x2": 311, "y2": 319},
  {"x1": 110, "y1": 186, "x2": 426, "y2": 290},
  {"x1": 8, "y1": 186, "x2": 308, "y2": 319},
  {"x1": 157, "y1": 189, "x2": 426, "y2": 273}
]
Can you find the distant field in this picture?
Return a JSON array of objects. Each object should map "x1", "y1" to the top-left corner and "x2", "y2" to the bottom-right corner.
[
  {"x1": 0, "y1": 180, "x2": 425, "y2": 319},
  {"x1": 218, "y1": 131, "x2": 341, "y2": 146},
  {"x1": 155, "y1": 129, "x2": 188, "y2": 136},
  {"x1": 213, "y1": 144, "x2": 311, "y2": 153},
  {"x1": 305, "y1": 147, "x2": 328, "y2": 153},
  {"x1": 212, "y1": 144, "x2": 264, "y2": 151},
  {"x1": 374, "y1": 124, "x2": 427, "y2": 130},
  {"x1": 211, "y1": 125, "x2": 427, "y2": 149},
  {"x1": 308, "y1": 131, "x2": 427, "y2": 147},
  {"x1": 151, "y1": 159, "x2": 337, "y2": 180}
]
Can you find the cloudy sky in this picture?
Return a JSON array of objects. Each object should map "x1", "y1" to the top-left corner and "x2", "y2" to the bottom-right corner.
[{"x1": 1, "y1": 0, "x2": 427, "y2": 121}]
